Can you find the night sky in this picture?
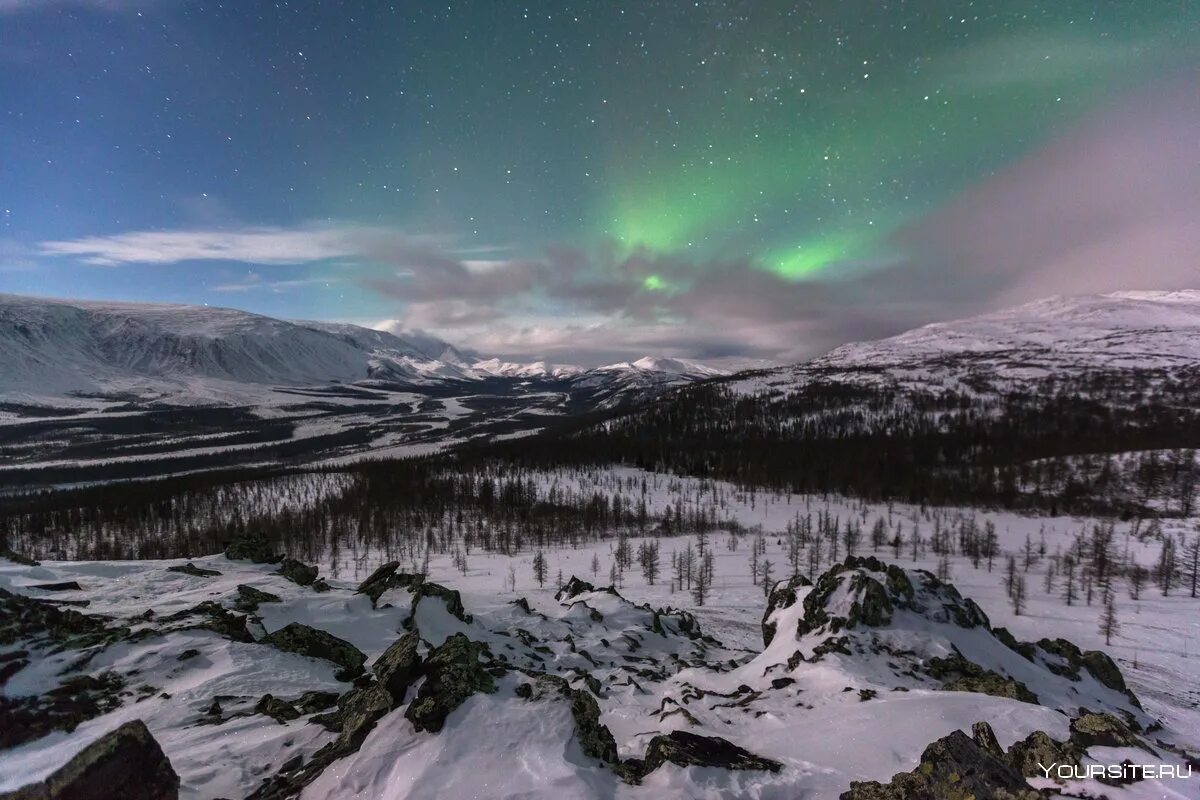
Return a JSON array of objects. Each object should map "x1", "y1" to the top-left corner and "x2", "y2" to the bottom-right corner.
[{"x1": 2, "y1": 1, "x2": 1198, "y2": 363}]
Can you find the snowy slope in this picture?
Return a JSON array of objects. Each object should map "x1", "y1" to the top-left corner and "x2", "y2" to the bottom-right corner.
[
  {"x1": 734, "y1": 290, "x2": 1200, "y2": 395},
  {"x1": 1, "y1": 550, "x2": 1192, "y2": 800}
]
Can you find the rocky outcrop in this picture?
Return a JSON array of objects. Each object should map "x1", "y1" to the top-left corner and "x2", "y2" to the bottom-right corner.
[
  {"x1": 841, "y1": 728, "x2": 1042, "y2": 800},
  {"x1": 277, "y1": 558, "x2": 318, "y2": 587},
  {"x1": 255, "y1": 694, "x2": 300, "y2": 724},
  {"x1": 0, "y1": 719, "x2": 179, "y2": 800},
  {"x1": 404, "y1": 633, "x2": 496, "y2": 733},
  {"x1": 263, "y1": 623, "x2": 366, "y2": 681}
]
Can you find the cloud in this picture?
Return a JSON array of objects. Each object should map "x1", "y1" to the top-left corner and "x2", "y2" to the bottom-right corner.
[
  {"x1": 211, "y1": 271, "x2": 338, "y2": 294},
  {"x1": 40, "y1": 226, "x2": 369, "y2": 266}
]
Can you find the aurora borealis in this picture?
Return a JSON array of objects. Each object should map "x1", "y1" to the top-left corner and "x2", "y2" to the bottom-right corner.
[{"x1": 2, "y1": 1, "x2": 1199, "y2": 362}]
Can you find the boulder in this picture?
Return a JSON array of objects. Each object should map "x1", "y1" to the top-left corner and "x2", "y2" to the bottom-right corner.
[
  {"x1": 1007, "y1": 730, "x2": 1079, "y2": 778},
  {"x1": 234, "y1": 585, "x2": 282, "y2": 613},
  {"x1": 371, "y1": 632, "x2": 421, "y2": 703},
  {"x1": 555, "y1": 576, "x2": 596, "y2": 602},
  {"x1": 28, "y1": 582, "x2": 83, "y2": 592},
  {"x1": 263, "y1": 623, "x2": 366, "y2": 681},
  {"x1": 0, "y1": 719, "x2": 179, "y2": 800},
  {"x1": 404, "y1": 633, "x2": 496, "y2": 733},
  {"x1": 255, "y1": 694, "x2": 299, "y2": 724},
  {"x1": 355, "y1": 562, "x2": 400, "y2": 603},
  {"x1": 277, "y1": 558, "x2": 318, "y2": 587},
  {"x1": 569, "y1": 689, "x2": 620, "y2": 766},
  {"x1": 1069, "y1": 712, "x2": 1148, "y2": 751}
]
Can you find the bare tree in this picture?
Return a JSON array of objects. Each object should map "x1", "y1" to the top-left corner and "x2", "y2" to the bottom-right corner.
[
  {"x1": 1011, "y1": 576, "x2": 1027, "y2": 616},
  {"x1": 1099, "y1": 595, "x2": 1120, "y2": 646}
]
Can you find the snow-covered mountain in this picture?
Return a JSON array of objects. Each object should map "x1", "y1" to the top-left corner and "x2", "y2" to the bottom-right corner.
[
  {"x1": 0, "y1": 294, "x2": 723, "y2": 402},
  {"x1": 736, "y1": 290, "x2": 1200, "y2": 396}
]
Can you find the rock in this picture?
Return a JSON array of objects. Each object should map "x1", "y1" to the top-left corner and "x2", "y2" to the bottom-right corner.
[
  {"x1": 404, "y1": 633, "x2": 496, "y2": 733},
  {"x1": 166, "y1": 563, "x2": 221, "y2": 578},
  {"x1": 842, "y1": 729, "x2": 1040, "y2": 800},
  {"x1": 293, "y1": 690, "x2": 339, "y2": 714},
  {"x1": 311, "y1": 578, "x2": 331, "y2": 593},
  {"x1": 414, "y1": 581, "x2": 470, "y2": 622},
  {"x1": 263, "y1": 623, "x2": 366, "y2": 681},
  {"x1": 277, "y1": 558, "x2": 318, "y2": 587},
  {"x1": 335, "y1": 684, "x2": 392, "y2": 748},
  {"x1": 637, "y1": 730, "x2": 782, "y2": 776},
  {"x1": 972, "y1": 721, "x2": 1005, "y2": 759},
  {"x1": 181, "y1": 601, "x2": 254, "y2": 643},
  {"x1": 1, "y1": 671, "x2": 126, "y2": 750},
  {"x1": 234, "y1": 585, "x2": 282, "y2": 613},
  {"x1": 355, "y1": 562, "x2": 400, "y2": 603},
  {"x1": 0, "y1": 719, "x2": 179, "y2": 800},
  {"x1": 1007, "y1": 730, "x2": 1079, "y2": 778},
  {"x1": 569, "y1": 689, "x2": 620, "y2": 766},
  {"x1": 223, "y1": 533, "x2": 281, "y2": 564},
  {"x1": 1080, "y1": 650, "x2": 1142, "y2": 708},
  {"x1": 1069, "y1": 712, "x2": 1147, "y2": 751},
  {"x1": 510, "y1": 597, "x2": 532, "y2": 614},
  {"x1": 944, "y1": 672, "x2": 1039, "y2": 704},
  {"x1": 176, "y1": 649, "x2": 200, "y2": 662},
  {"x1": 555, "y1": 576, "x2": 604, "y2": 602},
  {"x1": 28, "y1": 581, "x2": 83, "y2": 592},
  {"x1": 255, "y1": 694, "x2": 300, "y2": 724},
  {"x1": 371, "y1": 632, "x2": 421, "y2": 703}
]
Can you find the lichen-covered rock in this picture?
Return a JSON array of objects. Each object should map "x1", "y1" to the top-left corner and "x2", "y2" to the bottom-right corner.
[
  {"x1": 841, "y1": 729, "x2": 1041, "y2": 800},
  {"x1": 223, "y1": 533, "x2": 281, "y2": 564},
  {"x1": 166, "y1": 563, "x2": 221, "y2": 578},
  {"x1": 569, "y1": 688, "x2": 620, "y2": 765},
  {"x1": 972, "y1": 721, "x2": 1005, "y2": 759},
  {"x1": 1069, "y1": 712, "x2": 1147, "y2": 750},
  {"x1": 234, "y1": 585, "x2": 281, "y2": 613},
  {"x1": 404, "y1": 633, "x2": 496, "y2": 733},
  {"x1": 255, "y1": 694, "x2": 299, "y2": 724},
  {"x1": 335, "y1": 684, "x2": 393, "y2": 748},
  {"x1": 1007, "y1": 730, "x2": 1079, "y2": 778},
  {"x1": 371, "y1": 632, "x2": 421, "y2": 702},
  {"x1": 263, "y1": 623, "x2": 366, "y2": 681},
  {"x1": 637, "y1": 730, "x2": 782, "y2": 776},
  {"x1": 944, "y1": 672, "x2": 1038, "y2": 704},
  {"x1": 0, "y1": 719, "x2": 179, "y2": 800},
  {"x1": 277, "y1": 558, "x2": 318, "y2": 587}
]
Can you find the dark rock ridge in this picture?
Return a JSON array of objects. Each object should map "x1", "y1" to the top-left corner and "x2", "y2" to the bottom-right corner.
[
  {"x1": 166, "y1": 562, "x2": 220, "y2": 578},
  {"x1": 234, "y1": 584, "x2": 282, "y2": 613},
  {"x1": 0, "y1": 719, "x2": 179, "y2": 800}
]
